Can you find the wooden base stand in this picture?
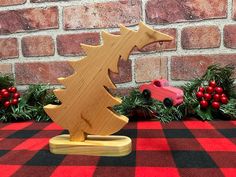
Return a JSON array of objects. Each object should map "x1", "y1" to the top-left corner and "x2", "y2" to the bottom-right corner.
[{"x1": 49, "y1": 134, "x2": 132, "y2": 156}]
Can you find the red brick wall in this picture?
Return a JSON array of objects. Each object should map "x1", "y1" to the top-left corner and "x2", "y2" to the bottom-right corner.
[{"x1": 0, "y1": 0, "x2": 235, "y2": 91}]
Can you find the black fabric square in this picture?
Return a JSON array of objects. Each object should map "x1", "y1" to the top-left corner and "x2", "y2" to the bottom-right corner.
[
  {"x1": 98, "y1": 151, "x2": 136, "y2": 167},
  {"x1": 8, "y1": 130, "x2": 39, "y2": 138},
  {"x1": 0, "y1": 150, "x2": 9, "y2": 157},
  {"x1": 60, "y1": 130, "x2": 69, "y2": 134},
  {"x1": 163, "y1": 129, "x2": 194, "y2": 138},
  {"x1": 172, "y1": 150, "x2": 217, "y2": 168},
  {"x1": 114, "y1": 129, "x2": 137, "y2": 138},
  {"x1": 219, "y1": 129, "x2": 236, "y2": 138},
  {"x1": 25, "y1": 150, "x2": 65, "y2": 166}
]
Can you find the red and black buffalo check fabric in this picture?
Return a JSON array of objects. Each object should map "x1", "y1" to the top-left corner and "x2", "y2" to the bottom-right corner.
[{"x1": 1, "y1": 118, "x2": 236, "y2": 177}]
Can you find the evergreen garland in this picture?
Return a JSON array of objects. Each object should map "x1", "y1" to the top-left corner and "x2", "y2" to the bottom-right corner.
[
  {"x1": 0, "y1": 74, "x2": 14, "y2": 90},
  {"x1": 0, "y1": 74, "x2": 58, "y2": 122},
  {"x1": 0, "y1": 64, "x2": 235, "y2": 123},
  {"x1": 114, "y1": 65, "x2": 236, "y2": 122},
  {"x1": 23, "y1": 84, "x2": 60, "y2": 122},
  {"x1": 182, "y1": 65, "x2": 236, "y2": 120},
  {"x1": 113, "y1": 90, "x2": 182, "y2": 123}
]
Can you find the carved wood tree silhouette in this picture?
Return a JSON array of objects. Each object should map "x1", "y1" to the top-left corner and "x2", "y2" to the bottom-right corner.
[{"x1": 44, "y1": 22, "x2": 173, "y2": 142}]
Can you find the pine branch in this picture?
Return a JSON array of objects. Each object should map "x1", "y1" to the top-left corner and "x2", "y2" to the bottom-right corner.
[
  {"x1": 113, "y1": 89, "x2": 183, "y2": 122},
  {"x1": 0, "y1": 74, "x2": 14, "y2": 90},
  {"x1": 23, "y1": 84, "x2": 60, "y2": 122}
]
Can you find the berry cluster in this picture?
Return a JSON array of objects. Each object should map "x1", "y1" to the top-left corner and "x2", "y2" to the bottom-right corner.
[
  {"x1": 196, "y1": 81, "x2": 229, "y2": 110},
  {"x1": 0, "y1": 87, "x2": 20, "y2": 108}
]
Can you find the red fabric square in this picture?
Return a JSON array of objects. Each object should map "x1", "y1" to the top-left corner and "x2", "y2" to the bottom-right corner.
[
  {"x1": 190, "y1": 129, "x2": 224, "y2": 138},
  {"x1": 179, "y1": 168, "x2": 225, "y2": 177},
  {"x1": 51, "y1": 166, "x2": 96, "y2": 177},
  {"x1": 136, "y1": 151, "x2": 176, "y2": 167},
  {"x1": 61, "y1": 155, "x2": 99, "y2": 166},
  {"x1": 1, "y1": 122, "x2": 32, "y2": 130},
  {"x1": 162, "y1": 121, "x2": 187, "y2": 129},
  {"x1": 136, "y1": 138, "x2": 170, "y2": 150},
  {"x1": 167, "y1": 138, "x2": 204, "y2": 151},
  {"x1": 43, "y1": 123, "x2": 63, "y2": 130},
  {"x1": 0, "y1": 138, "x2": 3, "y2": 141},
  {"x1": 197, "y1": 138, "x2": 236, "y2": 151},
  {"x1": 209, "y1": 152, "x2": 236, "y2": 167},
  {"x1": 94, "y1": 167, "x2": 135, "y2": 177},
  {"x1": 221, "y1": 168, "x2": 236, "y2": 177},
  {"x1": 10, "y1": 166, "x2": 55, "y2": 177},
  {"x1": 137, "y1": 121, "x2": 162, "y2": 129},
  {"x1": 184, "y1": 121, "x2": 214, "y2": 129},
  {"x1": 32, "y1": 130, "x2": 62, "y2": 138},
  {"x1": 138, "y1": 130, "x2": 165, "y2": 138},
  {"x1": 0, "y1": 165, "x2": 21, "y2": 177},
  {"x1": 0, "y1": 139, "x2": 25, "y2": 150},
  {"x1": 0, "y1": 150, "x2": 36, "y2": 165},
  {"x1": 135, "y1": 167, "x2": 180, "y2": 177},
  {"x1": 0, "y1": 130, "x2": 15, "y2": 138},
  {"x1": 13, "y1": 138, "x2": 49, "y2": 150},
  {"x1": 24, "y1": 122, "x2": 50, "y2": 130},
  {"x1": 210, "y1": 121, "x2": 236, "y2": 129}
]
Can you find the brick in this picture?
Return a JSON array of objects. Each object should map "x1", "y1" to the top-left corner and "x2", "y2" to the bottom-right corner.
[
  {"x1": 0, "y1": 64, "x2": 12, "y2": 74},
  {"x1": 134, "y1": 28, "x2": 177, "y2": 53},
  {"x1": 0, "y1": 7, "x2": 58, "y2": 35},
  {"x1": 15, "y1": 62, "x2": 73, "y2": 84},
  {"x1": 233, "y1": 0, "x2": 236, "y2": 20},
  {"x1": 146, "y1": 0, "x2": 227, "y2": 24},
  {"x1": 109, "y1": 87, "x2": 135, "y2": 97},
  {"x1": 224, "y1": 25, "x2": 236, "y2": 48},
  {"x1": 0, "y1": 38, "x2": 18, "y2": 59},
  {"x1": 63, "y1": 0, "x2": 141, "y2": 29},
  {"x1": 109, "y1": 59, "x2": 132, "y2": 84},
  {"x1": 182, "y1": 26, "x2": 220, "y2": 49},
  {"x1": 57, "y1": 33, "x2": 100, "y2": 56},
  {"x1": 135, "y1": 57, "x2": 168, "y2": 83},
  {"x1": 0, "y1": 0, "x2": 26, "y2": 6},
  {"x1": 171, "y1": 55, "x2": 236, "y2": 80},
  {"x1": 22, "y1": 35, "x2": 54, "y2": 57}
]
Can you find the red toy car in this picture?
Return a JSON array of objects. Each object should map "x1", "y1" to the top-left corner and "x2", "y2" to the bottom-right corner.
[{"x1": 139, "y1": 79, "x2": 184, "y2": 107}]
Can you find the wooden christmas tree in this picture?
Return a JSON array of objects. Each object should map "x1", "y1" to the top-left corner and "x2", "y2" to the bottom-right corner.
[{"x1": 44, "y1": 22, "x2": 173, "y2": 156}]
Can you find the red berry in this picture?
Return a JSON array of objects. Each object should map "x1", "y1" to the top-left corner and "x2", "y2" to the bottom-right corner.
[
  {"x1": 1, "y1": 89, "x2": 7, "y2": 94},
  {"x1": 209, "y1": 81, "x2": 217, "y2": 88},
  {"x1": 199, "y1": 87, "x2": 205, "y2": 92},
  {"x1": 200, "y1": 100, "x2": 209, "y2": 108},
  {"x1": 204, "y1": 93, "x2": 212, "y2": 101},
  {"x1": 10, "y1": 87, "x2": 17, "y2": 93},
  {"x1": 221, "y1": 93, "x2": 227, "y2": 98},
  {"x1": 212, "y1": 101, "x2": 220, "y2": 109},
  {"x1": 213, "y1": 94, "x2": 221, "y2": 101},
  {"x1": 215, "y1": 87, "x2": 223, "y2": 94},
  {"x1": 2, "y1": 91, "x2": 10, "y2": 98},
  {"x1": 221, "y1": 96, "x2": 228, "y2": 104},
  {"x1": 7, "y1": 87, "x2": 12, "y2": 92},
  {"x1": 206, "y1": 86, "x2": 214, "y2": 93},
  {"x1": 13, "y1": 93, "x2": 20, "y2": 99},
  {"x1": 196, "y1": 91, "x2": 204, "y2": 99},
  {"x1": 11, "y1": 98, "x2": 18, "y2": 105},
  {"x1": 4, "y1": 101, "x2": 11, "y2": 108}
]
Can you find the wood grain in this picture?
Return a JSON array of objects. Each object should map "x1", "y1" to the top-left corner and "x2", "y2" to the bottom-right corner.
[
  {"x1": 49, "y1": 134, "x2": 132, "y2": 156},
  {"x1": 44, "y1": 22, "x2": 173, "y2": 141}
]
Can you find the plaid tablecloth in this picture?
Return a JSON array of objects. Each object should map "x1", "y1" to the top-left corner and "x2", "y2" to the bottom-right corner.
[{"x1": 0, "y1": 119, "x2": 236, "y2": 177}]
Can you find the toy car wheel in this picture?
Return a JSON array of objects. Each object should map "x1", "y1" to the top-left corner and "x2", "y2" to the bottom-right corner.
[
  {"x1": 142, "y1": 89, "x2": 151, "y2": 99},
  {"x1": 163, "y1": 98, "x2": 173, "y2": 108}
]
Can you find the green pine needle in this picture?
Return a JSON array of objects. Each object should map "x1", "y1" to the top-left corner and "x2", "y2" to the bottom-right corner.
[{"x1": 113, "y1": 90, "x2": 183, "y2": 123}]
